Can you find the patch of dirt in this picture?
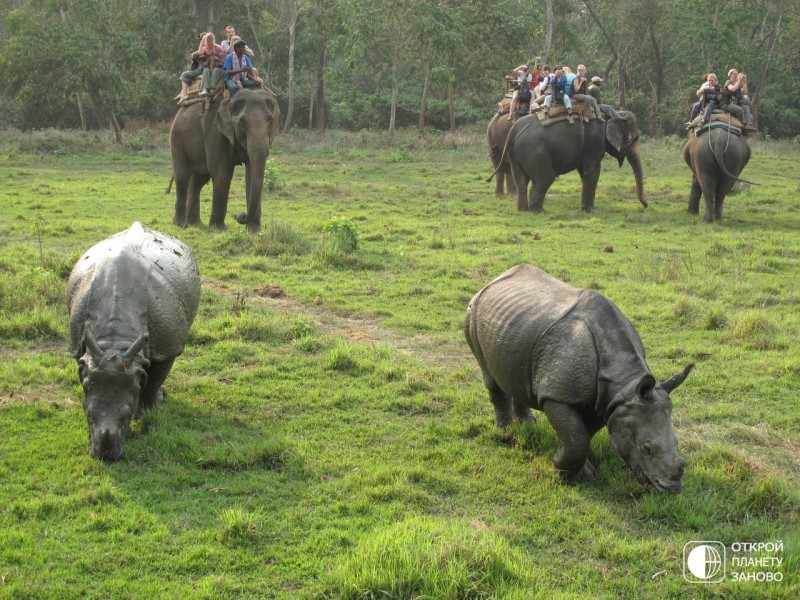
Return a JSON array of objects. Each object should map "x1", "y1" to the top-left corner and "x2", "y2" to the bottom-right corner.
[
  {"x1": 204, "y1": 279, "x2": 474, "y2": 371},
  {"x1": 254, "y1": 284, "x2": 287, "y2": 298}
]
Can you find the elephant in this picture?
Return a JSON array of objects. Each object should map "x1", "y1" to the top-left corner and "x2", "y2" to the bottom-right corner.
[
  {"x1": 169, "y1": 88, "x2": 281, "y2": 233},
  {"x1": 496, "y1": 108, "x2": 647, "y2": 213},
  {"x1": 486, "y1": 112, "x2": 517, "y2": 197},
  {"x1": 683, "y1": 125, "x2": 752, "y2": 222}
]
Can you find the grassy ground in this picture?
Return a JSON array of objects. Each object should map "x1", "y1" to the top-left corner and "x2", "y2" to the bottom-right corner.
[{"x1": 0, "y1": 126, "x2": 798, "y2": 598}]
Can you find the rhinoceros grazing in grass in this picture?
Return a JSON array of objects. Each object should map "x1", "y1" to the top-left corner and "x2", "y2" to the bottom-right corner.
[
  {"x1": 68, "y1": 222, "x2": 201, "y2": 461},
  {"x1": 464, "y1": 264, "x2": 693, "y2": 492}
]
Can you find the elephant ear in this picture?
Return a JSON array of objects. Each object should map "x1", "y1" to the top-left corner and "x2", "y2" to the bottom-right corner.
[
  {"x1": 265, "y1": 94, "x2": 281, "y2": 145},
  {"x1": 606, "y1": 117, "x2": 627, "y2": 154},
  {"x1": 215, "y1": 99, "x2": 236, "y2": 147}
]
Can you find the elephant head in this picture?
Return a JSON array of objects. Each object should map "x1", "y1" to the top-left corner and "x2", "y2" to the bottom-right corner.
[
  {"x1": 213, "y1": 89, "x2": 281, "y2": 233},
  {"x1": 79, "y1": 324, "x2": 149, "y2": 461},
  {"x1": 605, "y1": 110, "x2": 648, "y2": 208},
  {"x1": 606, "y1": 364, "x2": 693, "y2": 492}
]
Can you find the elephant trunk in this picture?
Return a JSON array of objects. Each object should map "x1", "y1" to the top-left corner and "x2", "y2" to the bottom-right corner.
[
  {"x1": 627, "y1": 140, "x2": 648, "y2": 208},
  {"x1": 237, "y1": 140, "x2": 269, "y2": 233}
]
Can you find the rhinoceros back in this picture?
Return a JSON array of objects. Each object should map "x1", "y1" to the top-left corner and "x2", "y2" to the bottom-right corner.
[
  {"x1": 465, "y1": 264, "x2": 585, "y2": 401},
  {"x1": 68, "y1": 222, "x2": 201, "y2": 361}
]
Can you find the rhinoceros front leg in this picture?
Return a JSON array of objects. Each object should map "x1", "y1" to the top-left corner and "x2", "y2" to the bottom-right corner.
[
  {"x1": 543, "y1": 401, "x2": 595, "y2": 481},
  {"x1": 137, "y1": 358, "x2": 176, "y2": 416}
]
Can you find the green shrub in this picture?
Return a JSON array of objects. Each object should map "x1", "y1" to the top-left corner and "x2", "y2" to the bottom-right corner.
[{"x1": 322, "y1": 217, "x2": 361, "y2": 254}]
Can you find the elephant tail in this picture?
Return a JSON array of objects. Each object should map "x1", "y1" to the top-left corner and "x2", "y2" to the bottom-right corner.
[
  {"x1": 486, "y1": 118, "x2": 533, "y2": 183},
  {"x1": 710, "y1": 134, "x2": 758, "y2": 186}
]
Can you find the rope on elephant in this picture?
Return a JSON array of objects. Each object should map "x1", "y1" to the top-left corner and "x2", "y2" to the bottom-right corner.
[{"x1": 510, "y1": 117, "x2": 537, "y2": 145}]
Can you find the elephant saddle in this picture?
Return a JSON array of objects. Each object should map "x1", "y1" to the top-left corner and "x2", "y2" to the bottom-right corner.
[
  {"x1": 687, "y1": 110, "x2": 744, "y2": 135},
  {"x1": 531, "y1": 101, "x2": 598, "y2": 127}
]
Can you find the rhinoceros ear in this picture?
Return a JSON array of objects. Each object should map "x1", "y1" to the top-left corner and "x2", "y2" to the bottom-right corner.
[
  {"x1": 636, "y1": 374, "x2": 656, "y2": 400},
  {"x1": 661, "y1": 363, "x2": 695, "y2": 394}
]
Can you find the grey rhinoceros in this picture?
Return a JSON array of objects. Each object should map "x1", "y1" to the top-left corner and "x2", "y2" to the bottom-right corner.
[
  {"x1": 68, "y1": 222, "x2": 201, "y2": 460},
  {"x1": 464, "y1": 264, "x2": 693, "y2": 492}
]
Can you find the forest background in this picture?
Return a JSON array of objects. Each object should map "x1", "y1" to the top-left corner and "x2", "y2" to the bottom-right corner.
[{"x1": 0, "y1": 0, "x2": 798, "y2": 139}]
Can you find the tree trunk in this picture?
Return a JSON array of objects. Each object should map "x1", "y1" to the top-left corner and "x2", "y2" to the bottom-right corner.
[
  {"x1": 244, "y1": 0, "x2": 267, "y2": 81},
  {"x1": 316, "y1": 43, "x2": 327, "y2": 131},
  {"x1": 308, "y1": 86, "x2": 314, "y2": 129},
  {"x1": 389, "y1": 51, "x2": 398, "y2": 134},
  {"x1": 418, "y1": 66, "x2": 431, "y2": 131},
  {"x1": 191, "y1": 0, "x2": 224, "y2": 35},
  {"x1": 448, "y1": 84, "x2": 456, "y2": 132},
  {"x1": 282, "y1": 20, "x2": 296, "y2": 134},
  {"x1": 77, "y1": 94, "x2": 87, "y2": 131},
  {"x1": 752, "y1": 6, "x2": 784, "y2": 124},
  {"x1": 544, "y1": 0, "x2": 554, "y2": 66}
]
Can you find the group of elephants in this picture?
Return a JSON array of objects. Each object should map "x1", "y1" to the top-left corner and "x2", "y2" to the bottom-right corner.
[
  {"x1": 66, "y1": 93, "x2": 710, "y2": 492},
  {"x1": 487, "y1": 105, "x2": 753, "y2": 222}
]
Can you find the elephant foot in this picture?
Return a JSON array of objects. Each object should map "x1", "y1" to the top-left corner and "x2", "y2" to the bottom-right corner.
[
  {"x1": 208, "y1": 222, "x2": 228, "y2": 232},
  {"x1": 173, "y1": 217, "x2": 188, "y2": 228}
]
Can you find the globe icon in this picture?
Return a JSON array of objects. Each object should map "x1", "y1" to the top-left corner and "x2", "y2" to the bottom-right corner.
[{"x1": 687, "y1": 544, "x2": 723, "y2": 580}]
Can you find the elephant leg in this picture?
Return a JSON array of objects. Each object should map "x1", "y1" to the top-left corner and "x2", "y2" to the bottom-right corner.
[
  {"x1": 529, "y1": 171, "x2": 556, "y2": 212},
  {"x1": 511, "y1": 161, "x2": 531, "y2": 212},
  {"x1": 489, "y1": 147, "x2": 505, "y2": 198},
  {"x1": 173, "y1": 171, "x2": 190, "y2": 227},
  {"x1": 504, "y1": 163, "x2": 517, "y2": 196},
  {"x1": 543, "y1": 400, "x2": 593, "y2": 481},
  {"x1": 580, "y1": 165, "x2": 601, "y2": 212},
  {"x1": 137, "y1": 358, "x2": 175, "y2": 416},
  {"x1": 715, "y1": 177, "x2": 736, "y2": 222},
  {"x1": 187, "y1": 173, "x2": 209, "y2": 226},
  {"x1": 688, "y1": 175, "x2": 702, "y2": 215},
  {"x1": 209, "y1": 166, "x2": 235, "y2": 231},
  {"x1": 702, "y1": 181, "x2": 718, "y2": 223}
]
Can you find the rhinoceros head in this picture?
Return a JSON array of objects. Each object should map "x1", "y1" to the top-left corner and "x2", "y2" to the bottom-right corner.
[
  {"x1": 606, "y1": 364, "x2": 694, "y2": 492},
  {"x1": 79, "y1": 325, "x2": 149, "y2": 461}
]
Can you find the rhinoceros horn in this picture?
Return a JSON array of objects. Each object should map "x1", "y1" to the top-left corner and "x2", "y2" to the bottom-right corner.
[
  {"x1": 660, "y1": 363, "x2": 695, "y2": 394},
  {"x1": 123, "y1": 332, "x2": 148, "y2": 363},
  {"x1": 83, "y1": 323, "x2": 103, "y2": 361}
]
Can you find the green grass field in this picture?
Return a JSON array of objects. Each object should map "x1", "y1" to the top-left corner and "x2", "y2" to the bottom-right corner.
[{"x1": 0, "y1": 126, "x2": 798, "y2": 598}]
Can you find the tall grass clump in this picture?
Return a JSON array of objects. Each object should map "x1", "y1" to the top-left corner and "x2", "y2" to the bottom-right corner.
[
  {"x1": 326, "y1": 517, "x2": 536, "y2": 598},
  {"x1": 218, "y1": 504, "x2": 265, "y2": 545},
  {"x1": 213, "y1": 222, "x2": 311, "y2": 257},
  {"x1": 727, "y1": 310, "x2": 782, "y2": 349}
]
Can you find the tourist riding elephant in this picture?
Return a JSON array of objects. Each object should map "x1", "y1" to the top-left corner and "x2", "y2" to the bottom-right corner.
[
  {"x1": 486, "y1": 112, "x2": 517, "y2": 197},
  {"x1": 169, "y1": 88, "x2": 281, "y2": 233},
  {"x1": 683, "y1": 126, "x2": 752, "y2": 223},
  {"x1": 498, "y1": 109, "x2": 647, "y2": 212}
]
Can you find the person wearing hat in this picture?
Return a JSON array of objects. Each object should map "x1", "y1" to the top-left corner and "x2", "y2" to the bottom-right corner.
[
  {"x1": 507, "y1": 64, "x2": 533, "y2": 121},
  {"x1": 588, "y1": 76, "x2": 604, "y2": 104},
  {"x1": 223, "y1": 40, "x2": 260, "y2": 96}
]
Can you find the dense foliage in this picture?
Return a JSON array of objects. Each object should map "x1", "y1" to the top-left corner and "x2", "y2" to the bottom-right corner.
[{"x1": 0, "y1": 0, "x2": 798, "y2": 137}]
